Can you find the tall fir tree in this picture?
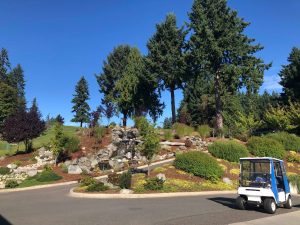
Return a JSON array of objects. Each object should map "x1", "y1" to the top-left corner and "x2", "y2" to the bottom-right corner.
[
  {"x1": 186, "y1": 0, "x2": 270, "y2": 131},
  {"x1": 0, "y1": 48, "x2": 10, "y2": 82},
  {"x1": 279, "y1": 47, "x2": 300, "y2": 102},
  {"x1": 8, "y1": 64, "x2": 26, "y2": 109},
  {"x1": 146, "y1": 13, "x2": 186, "y2": 124},
  {"x1": 71, "y1": 76, "x2": 90, "y2": 127}
]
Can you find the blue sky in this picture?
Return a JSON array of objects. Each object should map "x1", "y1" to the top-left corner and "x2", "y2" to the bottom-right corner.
[{"x1": 1, "y1": 0, "x2": 300, "y2": 127}]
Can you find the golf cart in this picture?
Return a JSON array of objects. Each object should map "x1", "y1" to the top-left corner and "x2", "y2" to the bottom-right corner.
[{"x1": 236, "y1": 157, "x2": 292, "y2": 214}]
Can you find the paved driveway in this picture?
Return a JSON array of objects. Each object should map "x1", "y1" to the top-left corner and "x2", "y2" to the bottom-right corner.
[{"x1": 0, "y1": 185, "x2": 299, "y2": 225}]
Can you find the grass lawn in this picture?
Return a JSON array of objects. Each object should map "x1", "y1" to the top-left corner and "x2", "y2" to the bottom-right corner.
[{"x1": 0, "y1": 126, "x2": 79, "y2": 157}]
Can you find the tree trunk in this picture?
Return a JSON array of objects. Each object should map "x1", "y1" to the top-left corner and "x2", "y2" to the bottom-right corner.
[
  {"x1": 170, "y1": 86, "x2": 176, "y2": 124},
  {"x1": 80, "y1": 121, "x2": 83, "y2": 127},
  {"x1": 122, "y1": 113, "x2": 127, "y2": 127},
  {"x1": 214, "y1": 71, "x2": 223, "y2": 134}
]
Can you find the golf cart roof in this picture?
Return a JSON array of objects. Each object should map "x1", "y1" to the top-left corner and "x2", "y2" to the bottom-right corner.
[{"x1": 240, "y1": 157, "x2": 283, "y2": 162}]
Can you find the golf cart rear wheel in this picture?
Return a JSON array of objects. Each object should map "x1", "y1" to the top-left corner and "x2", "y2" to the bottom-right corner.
[
  {"x1": 263, "y1": 198, "x2": 276, "y2": 214},
  {"x1": 236, "y1": 196, "x2": 246, "y2": 210},
  {"x1": 284, "y1": 196, "x2": 292, "y2": 209}
]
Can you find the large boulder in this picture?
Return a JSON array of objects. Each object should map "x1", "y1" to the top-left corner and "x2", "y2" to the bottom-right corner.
[
  {"x1": 26, "y1": 169, "x2": 38, "y2": 177},
  {"x1": 7, "y1": 164, "x2": 17, "y2": 169},
  {"x1": 68, "y1": 165, "x2": 82, "y2": 174}
]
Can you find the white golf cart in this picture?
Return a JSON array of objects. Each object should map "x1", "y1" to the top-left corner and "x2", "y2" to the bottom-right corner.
[{"x1": 236, "y1": 157, "x2": 292, "y2": 214}]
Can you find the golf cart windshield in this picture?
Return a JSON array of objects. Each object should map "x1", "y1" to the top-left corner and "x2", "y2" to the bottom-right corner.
[{"x1": 240, "y1": 159, "x2": 271, "y2": 188}]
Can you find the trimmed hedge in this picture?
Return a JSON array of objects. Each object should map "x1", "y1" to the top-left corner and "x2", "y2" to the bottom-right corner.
[
  {"x1": 86, "y1": 182, "x2": 109, "y2": 192},
  {"x1": 174, "y1": 151, "x2": 223, "y2": 181},
  {"x1": 208, "y1": 140, "x2": 248, "y2": 162},
  {"x1": 247, "y1": 137, "x2": 285, "y2": 159},
  {"x1": 35, "y1": 170, "x2": 62, "y2": 182},
  {"x1": 266, "y1": 132, "x2": 300, "y2": 152}
]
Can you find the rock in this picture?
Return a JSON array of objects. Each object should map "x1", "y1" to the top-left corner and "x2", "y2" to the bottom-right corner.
[
  {"x1": 0, "y1": 182, "x2": 5, "y2": 189},
  {"x1": 178, "y1": 146, "x2": 187, "y2": 151},
  {"x1": 91, "y1": 159, "x2": 99, "y2": 168},
  {"x1": 120, "y1": 189, "x2": 133, "y2": 194},
  {"x1": 125, "y1": 152, "x2": 132, "y2": 159},
  {"x1": 64, "y1": 160, "x2": 72, "y2": 167},
  {"x1": 156, "y1": 173, "x2": 166, "y2": 182},
  {"x1": 26, "y1": 169, "x2": 38, "y2": 177},
  {"x1": 160, "y1": 141, "x2": 185, "y2": 146},
  {"x1": 7, "y1": 164, "x2": 17, "y2": 169},
  {"x1": 68, "y1": 165, "x2": 82, "y2": 174},
  {"x1": 222, "y1": 177, "x2": 232, "y2": 185},
  {"x1": 184, "y1": 138, "x2": 193, "y2": 147}
]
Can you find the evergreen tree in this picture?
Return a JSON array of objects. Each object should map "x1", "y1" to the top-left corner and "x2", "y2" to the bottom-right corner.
[
  {"x1": 8, "y1": 64, "x2": 26, "y2": 109},
  {"x1": 146, "y1": 14, "x2": 186, "y2": 124},
  {"x1": 186, "y1": 0, "x2": 270, "y2": 131},
  {"x1": 71, "y1": 76, "x2": 90, "y2": 127},
  {"x1": 279, "y1": 47, "x2": 300, "y2": 102},
  {"x1": 0, "y1": 82, "x2": 18, "y2": 126},
  {"x1": 0, "y1": 48, "x2": 10, "y2": 81}
]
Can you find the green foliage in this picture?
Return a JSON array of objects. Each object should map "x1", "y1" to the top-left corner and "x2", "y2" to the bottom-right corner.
[
  {"x1": 79, "y1": 176, "x2": 97, "y2": 187},
  {"x1": 64, "y1": 136, "x2": 80, "y2": 153},
  {"x1": 286, "y1": 151, "x2": 300, "y2": 163},
  {"x1": 0, "y1": 167, "x2": 11, "y2": 175},
  {"x1": 93, "y1": 126, "x2": 106, "y2": 141},
  {"x1": 146, "y1": 13, "x2": 186, "y2": 123},
  {"x1": 266, "y1": 132, "x2": 300, "y2": 152},
  {"x1": 35, "y1": 170, "x2": 62, "y2": 182},
  {"x1": 288, "y1": 174, "x2": 300, "y2": 194},
  {"x1": 144, "y1": 177, "x2": 164, "y2": 190},
  {"x1": 247, "y1": 137, "x2": 286, "y2": 159},
  {"x1": 108, "y1": 173, "x2": 121, "y2": 186},
  {"x1": 163, "y1": 129, "x2": 173, "y2": 141},
  {"x1": 134, "y1": 116, "x2": 149, "y2": 137},
  {"x1": 279, "y1": 47, "x2": 300, "y2": 102},
  {"x1": 174, "y1": 151, "x2": 223, "y2": 181},
  {"x1": 5, "y1": 180, "x2": 18, "y2": 188},
  {"x1": 172, "y1": 123, "x2": 194, "y2": 138},
  {"x1": 163, "y1": 117, "x2": 172, "y2": 129},
  {"x1": 59, "y1": 164, "x2": 68, "y2": 173},
  {"x1": 234, "y1": 112, "x2": 261, "y2": 141},
  {"x1": 186, "y1": 0, "x2": 270, "y2": 131},
  {"x1": 12, "y1": 160, "x2": 22, "y2": 167},
  {"x1": 208, "y1": 140, "x2": 248, "y2": 162},
  {"x1": 265, "y1": 104, "x2": 294, "y2": 131},
  {"x1": 51, "y1": 123, "x2": 67, "y2": 163},
  {"x1": 71, "y1": 76, "x2": 90, "y2": 127},
  {"x1": 86, "y1": 182, "x2": 109, "y2": 192},
  {"x1": 0, "y1": 82, "x2": 18, "y2": 126},
  {"x1": 119, "y1": 171, "x2": 132, "y2": 189},
  {"x1": 197, "y1": 125, "x2": 211, "y2": 139}
]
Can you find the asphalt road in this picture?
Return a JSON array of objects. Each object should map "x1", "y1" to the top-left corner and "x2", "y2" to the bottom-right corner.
[{"x1": 0, "y1": 185, "x2": 299, "y2": 225}]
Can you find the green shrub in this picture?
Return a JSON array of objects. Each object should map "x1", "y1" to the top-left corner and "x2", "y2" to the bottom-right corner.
[
  {"x1": 12, "y1": 160, "x2": 22, "y2": 167},
  {"x1": 174, "y1": 151, "x2": 223, "y2": 181},
  {"x1": 119, "y1": 171, "x2": 132, "y2": 189},
  {"x1": 35, "y1": 170, "x2": 62, "y2": 182},
  {"x1": 173, "y1": 123, "x2": 194, "y2": 138},
  {"x1": 0, "y1": 167, "x2": 11, "y2": 175},
  {"x1": 134, "y1": 116, "x2": 149, "y2": 136},
  {"x1": 108, "y1": 173, "x2": 121, "y2": 186},
  {"x1": 144, "y1": 178, "x2": 164, "y2": 190},
  {"x1": 247, "y1": 137, "x2": 285, "y2": 159},
  {"x1": 163, "y1": 129, "x2": 173, "y2": 141},
  {"x1": 86, "y1": 182, "x2": 109, "y2": 192},
  {"x1": 43, "y1": 164, "x2": 53, "y2": 171},
  {"x1": 197, "y1": 125, "x2": 211, "y2": 139},
  {"x1": 5, "y1": 180, "x2": 18, "y2": 188},
  {"x1": 94, "y1": 126, "x2": 106, "y2": 140},
  {"x1": 208, "y1": 140, "x2": 248, "y2": 162},
  {"x1": 65, "y1": 136, "x2": 80, "y2": 153},
  {"x1": 59, "y1": 164, "x2": 68, "y2": 173},
  {"x1": 266, "y1": 132, "x2": 300, "y2": 152},
  {"x1": 286, "y1": 151, "x2": 300, "y2": 163},
  {"x1": 288, "y1": 175, "x2": 300, "y2": 194},
  {"x1": 79, "y1": 176, "x2": 97, "y2": 187}
]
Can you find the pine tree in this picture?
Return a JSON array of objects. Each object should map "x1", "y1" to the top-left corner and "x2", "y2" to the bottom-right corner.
[
  {"x1": 146, "y1": 14, "x2": 186, "y2": 124},
  {"x1": 71, "y1": 76, "x2": 90, "y2": 127},
  {"x1": 0, "y1": 48, "x2": 10, "y2": 82},
  {"x1": 279, "y1": 47, "x2": 300, "y2": 102},
  {"x1": 8, "y1": 64, "x2": 26, "y2": 109},
  {"x1": 0, "y1": 82, "x2": 18, "y2": 126},
  {"x1": 186, "y1": 0, "x2": 270, "y2": 131}
]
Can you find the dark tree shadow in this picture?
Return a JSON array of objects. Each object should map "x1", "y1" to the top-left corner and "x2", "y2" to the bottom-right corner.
[
  {"x1": 208, "y1": 197, "x2": 264, "y2": 212},
  {"x1": 0, "y1": 215, "x2": 13, "y2": 225}
]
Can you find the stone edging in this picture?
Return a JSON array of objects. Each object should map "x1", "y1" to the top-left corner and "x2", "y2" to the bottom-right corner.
[
  {"x1": 0, "y1": 158, "x2": 175, "y2": 193},
  {"x1": 69, "y1": 188, "x2": 237, "y2": 199}
]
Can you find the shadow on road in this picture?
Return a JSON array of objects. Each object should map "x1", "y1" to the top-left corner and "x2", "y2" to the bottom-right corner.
[
  {"x1": 0, "y1": 215, "x2": 13, "y2": 225},
  {"x1": 208, "y1": 197, "x2": 265, "y2": 213}
]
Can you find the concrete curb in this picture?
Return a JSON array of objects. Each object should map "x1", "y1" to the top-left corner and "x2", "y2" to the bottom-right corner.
[
  {"x1": 69, "y1": 188, "x2": 237, "y2": 199},
  {"x1": 0, "y1": 158, "x2": 175, "y2": 193}
]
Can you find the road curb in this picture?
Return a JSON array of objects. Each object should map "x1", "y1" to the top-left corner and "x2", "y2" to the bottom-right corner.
[
  {"x1": 0, "y1": 158, "x2": 175, "y2": 193},
  {"x1": 69, "y1": 188, "x2": 237, "y2": 199}
]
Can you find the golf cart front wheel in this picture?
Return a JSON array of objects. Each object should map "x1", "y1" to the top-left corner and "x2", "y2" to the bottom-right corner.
[
  {"x1": 284, "y1": 196, "x2": 292, "y2": 209},
  {"x1": 263, "y1": 198, "x2": 276, "y2": 214},
  {"x1": 236, "y1": 196, "x2": 246, "y2": 210}
]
